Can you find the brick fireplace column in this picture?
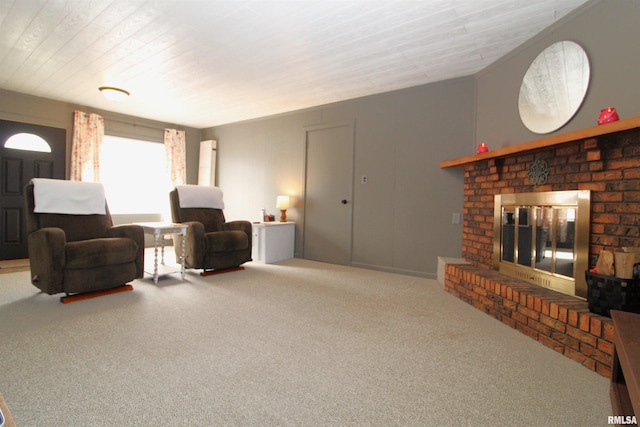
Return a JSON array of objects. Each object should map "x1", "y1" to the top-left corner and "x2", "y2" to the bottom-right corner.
[{"x1": 439, "y1": 119, "x2": 640, "y2": 377}]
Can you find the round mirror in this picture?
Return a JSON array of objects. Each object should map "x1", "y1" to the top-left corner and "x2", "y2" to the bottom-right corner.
[{"x1": 518, "y1": 41, "x2": 590, "y2": 134}]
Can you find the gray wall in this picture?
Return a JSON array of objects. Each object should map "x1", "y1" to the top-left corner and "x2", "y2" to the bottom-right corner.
[
  {"x1": 203, "y1": 77, "x2": 475, "y2": 278},
  {"x1": 475, "y1": 0, "x2": 640, "y2": 148}
]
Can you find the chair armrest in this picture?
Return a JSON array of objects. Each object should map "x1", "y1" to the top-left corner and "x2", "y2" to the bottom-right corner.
[
  {"x1": 224, "y1": 220, "x2": 253, "y2": 247},
  {"x1": 108, "y1": 224, "x2": 144, "y2": 241},
  {"x1": 108, "y1": 224, "x2": 145, "y2": 278},
  {"x1": 27, "y1": 227, "x2": 66, "y2": 294},
  {"x1": 224, "y1": 220, "x2": 252, "y2": 234}
]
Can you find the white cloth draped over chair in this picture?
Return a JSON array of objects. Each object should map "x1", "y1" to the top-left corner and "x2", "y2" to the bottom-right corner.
[
  {"x1": 31, "y1": 178, "x2": 106, "y2": 215},
  {"x1": 175, "y1": 184, "x2": 225, "y2": 209}
]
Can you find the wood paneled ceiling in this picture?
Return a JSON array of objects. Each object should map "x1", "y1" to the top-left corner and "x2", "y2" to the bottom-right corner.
[{"x1": 0, "y1": 0, "x2": 590, "y2": 128}]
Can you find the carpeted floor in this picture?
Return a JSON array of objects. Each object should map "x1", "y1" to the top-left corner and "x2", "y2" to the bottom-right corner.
[{"x1": 0, "y1": 258, "x2": 611, "y2": 426}]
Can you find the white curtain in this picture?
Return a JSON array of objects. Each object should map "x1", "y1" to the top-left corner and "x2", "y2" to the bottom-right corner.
[
  {"x1": 70, "y1": 111, "x2": 104, "y2": 182},
  {"x1": 164, "y1": 128, "x2": 186, "y2": 186}
]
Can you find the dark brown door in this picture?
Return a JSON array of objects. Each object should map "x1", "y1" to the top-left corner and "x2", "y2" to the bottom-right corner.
[{"x1": 0, "y1": 120, "x2": 66, "y2": 260}]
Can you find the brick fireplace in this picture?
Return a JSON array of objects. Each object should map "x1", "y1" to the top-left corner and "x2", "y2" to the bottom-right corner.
[{"x1": 440, "y1": 118, "x2": 640, "y2": 378}]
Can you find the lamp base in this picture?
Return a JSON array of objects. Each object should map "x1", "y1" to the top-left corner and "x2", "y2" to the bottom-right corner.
[{"x1": 279, "y1": 209, "x2": 287, "y2": 222}]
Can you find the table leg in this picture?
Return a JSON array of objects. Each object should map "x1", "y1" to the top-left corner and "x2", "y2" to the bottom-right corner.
[
  {"x1": 181, "y1": 230, "x2": 186, "y2": 279},
  {"x1": 153, "y1": 229, "x2": 160, "y2": 284},
  {"x1": 161, "y1": 234, "x2": 166, "y2": 265}
]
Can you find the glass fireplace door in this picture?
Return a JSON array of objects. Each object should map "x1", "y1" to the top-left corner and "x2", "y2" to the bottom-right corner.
[
  {"x1": 493, "y1": 190, "x2": 590, "y2": 298},
  {"x1": 500, "y1": 205, "x2": 575, "y2": 278}
]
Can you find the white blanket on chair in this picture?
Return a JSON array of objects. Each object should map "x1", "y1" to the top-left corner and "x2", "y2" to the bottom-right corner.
[
  {"x1": 32, "y1": 178, "x2": 106, "y2": 215},
  {"x1": 176, "y1": 185, "x2": 225, "y2": 209}
]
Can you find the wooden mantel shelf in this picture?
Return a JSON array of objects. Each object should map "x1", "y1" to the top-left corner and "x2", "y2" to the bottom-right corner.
[{"x1": 440, "y1": 116, "x2": 640, "y2": 169}]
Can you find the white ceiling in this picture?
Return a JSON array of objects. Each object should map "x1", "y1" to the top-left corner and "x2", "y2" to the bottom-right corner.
[{"x1": 0, "y1": 0, "x2": 590, "y2": 129}]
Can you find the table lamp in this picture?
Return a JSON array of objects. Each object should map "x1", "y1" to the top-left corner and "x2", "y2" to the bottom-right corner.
[{"x1": 276, "y1": 195, "x2": 290, "y2": 222}]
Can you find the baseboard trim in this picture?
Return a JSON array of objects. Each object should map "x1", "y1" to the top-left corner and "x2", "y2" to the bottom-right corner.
[{"x1": 350, "y1": 262, "x2": 436, "y2": 280}]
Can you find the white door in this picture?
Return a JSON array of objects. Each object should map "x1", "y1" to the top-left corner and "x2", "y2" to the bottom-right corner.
[{"x1": 303, "y1": 122, "x2": 354, "y2": 265}]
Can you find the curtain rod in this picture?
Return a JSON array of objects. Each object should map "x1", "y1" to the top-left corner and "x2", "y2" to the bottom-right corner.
[
  {"x1": 83, "y1": 111, "x2": 182, "y2": 132},
  {"x1": 75, "y1": 108, "x2": 185, "y2": 131},
  {"x1": 104, "y1": 117, "x2": 182, "y2": 132}
]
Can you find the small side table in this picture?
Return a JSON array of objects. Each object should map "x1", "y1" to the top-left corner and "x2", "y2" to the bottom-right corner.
[
  {"x1": 134, "y1": 222, "x2": 187, "y2": 284},
  {"x1": 252, "y1": 222, "x2": 295, "y2": 263}
]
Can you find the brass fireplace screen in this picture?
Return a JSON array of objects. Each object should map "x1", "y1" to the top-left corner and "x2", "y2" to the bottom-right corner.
[{"x1": 493, "y1": 190, "x2": 591, "y2": 299}]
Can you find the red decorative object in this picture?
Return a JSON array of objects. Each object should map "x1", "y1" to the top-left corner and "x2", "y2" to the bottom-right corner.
[
  {"x1": 598, "y1": 107, "x2": 619, "y2": 125},
  {"x1": 477, "y1": 142, "x2": 488, "y2": 154}
]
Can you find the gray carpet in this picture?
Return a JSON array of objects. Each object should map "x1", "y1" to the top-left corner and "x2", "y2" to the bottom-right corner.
[{"x1": 0, "y1": 258, "x2": 610, "y2": 426}]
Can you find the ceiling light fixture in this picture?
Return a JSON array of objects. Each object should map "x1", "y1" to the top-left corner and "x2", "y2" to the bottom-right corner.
[{"x1": 99, "y1": 86, "x2": 130, "y2": 101}]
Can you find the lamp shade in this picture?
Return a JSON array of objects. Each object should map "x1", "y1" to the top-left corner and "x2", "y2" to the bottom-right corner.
[{"x1": 276, "y1": 195, "x2": 290, "y2": 210}]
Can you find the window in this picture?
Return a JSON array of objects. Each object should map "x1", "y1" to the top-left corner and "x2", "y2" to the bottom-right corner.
[
  {"x1": 101, "y1": 135, "x2": 172, "y2": 216},
  {"x1": 4, "y1": 133, "x2": 52, "y2": 152}
]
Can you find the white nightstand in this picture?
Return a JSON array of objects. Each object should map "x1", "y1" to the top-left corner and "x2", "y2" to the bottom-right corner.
[{"x1": 252, "y1": 222, "x2": 295, "y2": 263}]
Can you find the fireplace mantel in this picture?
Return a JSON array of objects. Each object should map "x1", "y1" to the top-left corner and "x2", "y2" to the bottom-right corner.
[{"x1": 440, "y1": 116, "x2": 640, "y2": 169}]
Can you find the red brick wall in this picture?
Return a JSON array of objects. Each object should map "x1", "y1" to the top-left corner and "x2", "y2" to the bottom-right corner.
[{"x1": 462, "y1": 128, "x2": 640, "y2": 269}]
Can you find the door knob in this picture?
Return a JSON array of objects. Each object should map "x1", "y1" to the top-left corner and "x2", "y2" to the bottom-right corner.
[{"x1": 341, "y1": 199, "x2": 348, "y2": 204}]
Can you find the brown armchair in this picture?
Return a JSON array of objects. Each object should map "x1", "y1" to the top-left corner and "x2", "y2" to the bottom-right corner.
[
  {"x1": 24, "y1": 179, "x2": 144, "y2": 300},
  {"x1": 169, "y1": 185, "x2": 252, "y2": 274}
]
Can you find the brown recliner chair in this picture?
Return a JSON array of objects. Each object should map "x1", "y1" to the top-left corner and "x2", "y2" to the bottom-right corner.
[
  {"x1": 169, "y1": 185, "x2": 252, "y2": 274},
  {"x1": 24, "y1": 179, "x2": 144, "y2": 301}
]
